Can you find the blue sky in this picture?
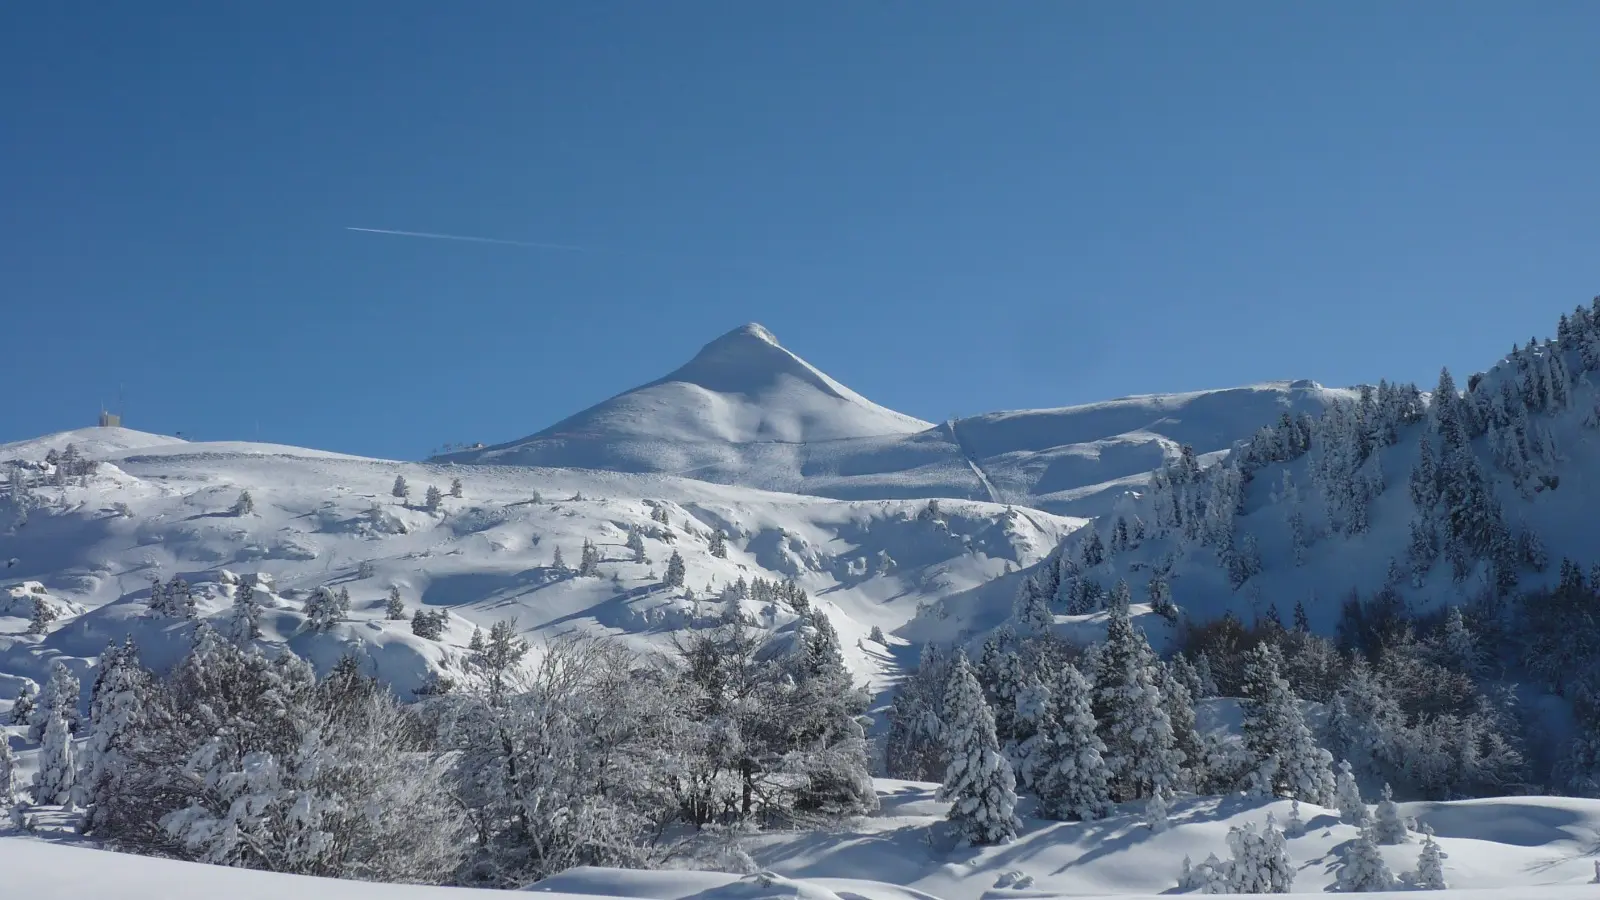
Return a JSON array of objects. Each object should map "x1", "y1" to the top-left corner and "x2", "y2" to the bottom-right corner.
[{"x1": 3, "y1": 2, "x2": 1597, "y2": 459}]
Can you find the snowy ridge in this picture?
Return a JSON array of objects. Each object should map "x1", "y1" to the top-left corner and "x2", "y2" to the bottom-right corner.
[
  {"x1": 439, "y1": 324, "x2": 1350, "y2": 516},
  {"x1": 0, "y1": 432, "x2": 1080, "y2": 699}
]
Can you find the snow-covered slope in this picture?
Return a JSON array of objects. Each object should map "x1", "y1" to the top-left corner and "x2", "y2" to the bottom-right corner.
[
  {"x1": 6, "y1": 778, "x2": 1599, "y2": 898},
  {"x1": 439, "y1": 325, "x2": 1349, "y2": 516},
  {"x1": 0, "y1": 432, "x2": 1079, "y2": 700},
  {"x1": 916, "y1": 301, "x2": 1600, "y2": 684}
]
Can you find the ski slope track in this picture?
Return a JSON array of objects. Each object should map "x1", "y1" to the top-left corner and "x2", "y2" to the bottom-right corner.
[{"x1": 437, "y1": 325, "x2": 1353, "y2": 516}]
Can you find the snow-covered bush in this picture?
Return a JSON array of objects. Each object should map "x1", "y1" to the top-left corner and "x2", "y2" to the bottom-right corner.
[{"x1": 1336, "y1": 826, "x2": 1396, "y2": 892}]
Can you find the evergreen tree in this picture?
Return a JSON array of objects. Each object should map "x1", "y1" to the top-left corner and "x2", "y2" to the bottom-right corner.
[
  {"x1": 1144, "y1": 786, "x2": 1169, "y2": 833},
  {"x1": 1008, "y1": 676, "x2": 1051, "y2": 790},
  {"x1": 626, "y1": 528, "x2": 646, "y2": 563},
  {"x1": 233, "y1": 490, "x2": 254, "y2": 516},
  {"x1": 30, "y1": 660, "x2": 81, "y2": 741},
  {"x1": 410, "y1": 608, "x2": 445, "y2": 640},
  {"x1": 938, "y1": 652, "x2": 1020, "y2": 845},
  {"x1": 424, "y1": 484, "x2": 443, "y2": 512},
  {"x1": 1337, "y1": 826, "x2": 1396, "y2": 892},
  {"x1": 79, "y1": 640, "x2": 147, "y2": 834},
  {"x1": 1193, "y1": 652, "x2": 1219, "y2": 699},
  {"x1": 665, "y1": 550, "x2": 687, "y2": 588},
  {"x1": 10, "y1": 683, "x2": 35, "y2": 725},
  {"x1": 1093, "y1": 605, "x2": 1182, "y2": 801},
  {"x1": 1155, "y1": 659, "x2": 1206, "y2": 790},
  {"x1": 449, "y1": 477, "x2": 463, "y2": 498},
  {"x1": 1014, "y1": 577, "x2": 1054, "y2": 636},
  {"x1": 1412, "y1": 828, "x2": 1447, "y2": 890},
  {"x1": 1372, "y1": 783, "x2": 1409, "y2": 844},
  {"x1": 551, "y1": 545, "x2": 567, "y2": 572},
  {"x1": 1285, "y1": 798, "x2": 1304, "y2": 838},
  {"x1": 468, "y1": 627, "x2": 485, "y2": 653},
  {"x1": 226, "y1": 580, "x2": 261, "y2": 643},
  {"x1": 578, "y1": 538, "x2": 601, "y2": 577},
  {"x1": 391, "y1": 475, "x2": 409, "y2": 501},
  {"x1": 34, "y1": 708, "x2": 76, "y2": 806},
  {"x1": 1335, "y1": 760, "x2": 1369, "y2": 825},
  {"x1": 1240, "y1": 644, "x2": 1336, "y2": 804},
  {"x1": 709, "y1": 529, "x2": 728, "y2": 559},
  {"x1": 0, "y1": 727, "x2": 16, "y2": 806},
  {"x1": 1293, "y1": 599, "x2": 1311, "y2": 633},
  {"x1": 385, "y1": 585, "x2": 406, "y2": 620},
  {"x1": 651, "y1": 504, "x2": 670, "y2": 526},
  {"x1": 1224, "y1": 817, "x2": 1296, "y2": 894},
  {"x1": 26, "y1": 596, "x2": 56, "y2": 636},
  {"x1": 304, "y1": 585, "x2": 349, "y2": 631}
]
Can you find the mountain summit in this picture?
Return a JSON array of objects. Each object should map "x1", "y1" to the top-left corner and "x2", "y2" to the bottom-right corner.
[
  {"x1": 439, "y1": 324, "x2": 931, "y2": 473},
  {"x1": 438, "y1": 324, "x2": 1348, "y2": 515}
]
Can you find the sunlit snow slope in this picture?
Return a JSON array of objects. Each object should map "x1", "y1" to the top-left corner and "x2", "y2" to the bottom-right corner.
[
  {"x1": 439, "y1": 325, "x2": 1350, "y2": 516},
  {"x1": 0, "y1": 428, "x2": 1079, "y2": 700}
]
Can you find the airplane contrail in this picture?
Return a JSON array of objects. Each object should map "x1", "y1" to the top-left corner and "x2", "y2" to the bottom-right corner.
[{"x1": 345, "y1": 226, "x2": 590, "y2": 253}]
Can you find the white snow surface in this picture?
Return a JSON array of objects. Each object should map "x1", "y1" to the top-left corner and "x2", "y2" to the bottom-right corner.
[
  {"x1": 4, "y1": 778, "x2": 1598, "y2": 898},
  {"x1": 437, "y1": 325, "x2": 1351, "y2": 516},
  {"x1": 0, "y1": 428, "x2": 1080, "y2": 700}
]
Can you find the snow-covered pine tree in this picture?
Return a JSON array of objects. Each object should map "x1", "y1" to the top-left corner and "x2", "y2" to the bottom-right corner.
[
  {"x1": 1014, "y1": 577, "x2": 1054, "y2": 636},
  {"x1": 1193, "y1": 652, "x2": 1219, "y2": 699},
  {"x1": 30, "y1": 660, "x2": 81, "y2": 741},
  {"x1": 1372, "y1": 783, "x2": 1409, "y2": 844},
  {"x1": 304, "y1": 586, "x2": 349, "y2": 631},
  {"x1": 410, "y1": 608, "x2": 444, "y2": 640},
  {"x1": 626, "y1": 528, "x2": 646, "y2": 563},
  {"x1": 1093, "y1": 603, "x2": 1182, "y2": 801},
  {"x1": 10, "y1": 683, "x2": 35, "y2": 725},
  {"x1": 651, "y1": 503, "x2": 670, "y2": 526},
  {"x1": 664, "y1": 550, "x2": 687, "y2": 588},
  {"x1": 385, "y1": 585, "x2": 406, "y2": 620},
  {"x1": 1145, "y1": 786, "x2": 1169, "y2": 832},
  {"x1": 226, "y1": 579, "x2": 262, "y2": 643},
  {"x1": 709, "y1": 529, "x2": 728, "y2": 559},
  {"x1": 885, "y1": 643, "x2": 953, "y2": 781},
  {"x1": 1335, "y1": 759, "x2": 1368, "y2": 825},
  {"x1": 1286, "y1": 798, "x2": 1304, "y2": 837},
  {"x1": 424, "y1": 484, "x2": 443, "y2": 512},
  {"x1": 1337, "y1": 826, "x2": 1396, "y2": 892},
  {"x1": 33, "y1": 706, "x2": 76, "y2": 806},
  {"x1": 1156, "y1": 658, "x2": 1206, "y2": 790},
  {"x1": 1033, "y1": 663, "x2": 1113, "y2": 822},
  {"x1": 938, "y1": 651, "x2": 1020, "y2": 845},
  {"x1": 551, "y1": 545, "x2": 567, "y2": 572},
  {"x1": 1008, "y1": 675, "x2": 1050, "y2": 790},
  {"x1": 1223, "y1": 817, "x2": 1295, "y2": 893},
  {"x1": 449, "y1": 477, "x2": 463, "y2": 498},
  {"x1": 391, "y1": 475, "x2": 409, "y2": 500},
  {"x1": 26, "y1": 596, "x2": 55, "y2": 636},
  {"x1": 79, "y1": 639, "x2": 147, "y2": 834},
  {"x1": 1240, "y1": 644, "x2": 1335, "y2": 804},
  {"x1": 0, "y1": 726, "x2": 16, "y2": 805},
  {"x1": 578, "y1": 538, "x2": 601, "y2": 577},
  {"x1": 233, "y1": 490, "x2": 254, "y2": 516},
  {"x1": 1411, "y1": 827, "x2": 1447, "y2": 890}
]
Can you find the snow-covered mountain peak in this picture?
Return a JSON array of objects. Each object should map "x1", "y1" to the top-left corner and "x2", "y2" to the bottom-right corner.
[
  {"x1": 444, "y1": 324, "x2": 931, "y2": 463},
  {"x1": 0, "y1": 426, "x2": 186, "y2": 462}
]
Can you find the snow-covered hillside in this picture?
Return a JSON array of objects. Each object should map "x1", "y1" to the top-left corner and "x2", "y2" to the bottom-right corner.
[
  {"x1": 6, "y1": 778, "x2": 1599, "y2": 898},
  {"x1": 439, "y1": 324, "x2": 1350, "y2": 516},
  {"x1": 0, "y1": 427, "x2": 1079, "y2": 699},
  {"x1": 1002, "y1": 304, "x2": 1600, "y2": 636}
]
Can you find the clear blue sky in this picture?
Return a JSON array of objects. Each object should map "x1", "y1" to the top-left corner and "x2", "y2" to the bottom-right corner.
[{"x1": 3, "y1": 2, "x2": 1597, "y2": 459}]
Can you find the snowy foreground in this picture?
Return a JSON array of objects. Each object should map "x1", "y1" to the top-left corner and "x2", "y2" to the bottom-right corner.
[{"x1": 3, "y1": 779, "x2": 1597, "y2": 898}]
